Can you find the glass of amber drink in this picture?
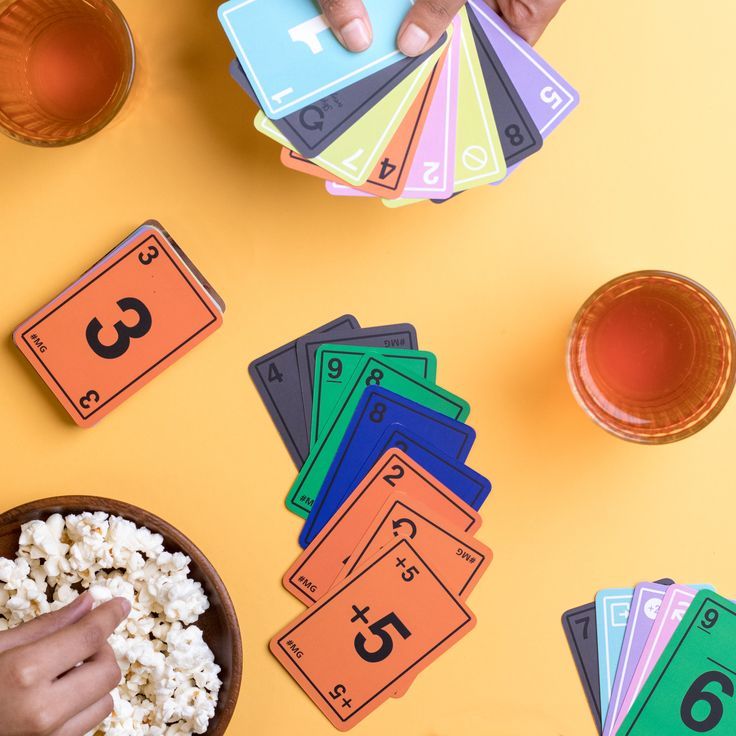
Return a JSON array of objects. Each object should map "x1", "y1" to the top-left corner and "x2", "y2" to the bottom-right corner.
[
  {"x1": 0, "y1": 0, "x2": 135, "y2": 145},
  {"x1": 567, "y1": 271, "x2": 736, "y2": 443}
]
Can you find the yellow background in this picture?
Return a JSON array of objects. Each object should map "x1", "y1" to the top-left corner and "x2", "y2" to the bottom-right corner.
[{"x1": 2, "y1": 1, "x2": 735, "y2": 734}]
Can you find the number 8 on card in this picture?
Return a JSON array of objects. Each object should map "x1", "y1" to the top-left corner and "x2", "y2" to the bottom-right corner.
[
  {"x1": 13, "y1": 221, "x2": 224, "y2": 426},
  {"x1": 271, "y1": 538, "x2": 476, "y2": 731}
]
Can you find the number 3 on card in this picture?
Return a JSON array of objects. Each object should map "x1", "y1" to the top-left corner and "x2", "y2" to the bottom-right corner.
[{"x1": 13, "y1": 222, "x2": 224, "y2": 426}]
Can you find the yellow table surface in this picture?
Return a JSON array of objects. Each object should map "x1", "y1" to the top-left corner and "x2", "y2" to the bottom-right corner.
[{"x1": 2, "y1": 1, "x2": 735, "y2": 734}]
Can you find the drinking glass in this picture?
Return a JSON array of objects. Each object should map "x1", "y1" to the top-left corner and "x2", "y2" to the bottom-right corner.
[
  {"x1": 567, "y1": 271, "x2": 736, "y2": 443},
  {"x1": 0, "y1": 0, "x2": 135, "y2": 145}
]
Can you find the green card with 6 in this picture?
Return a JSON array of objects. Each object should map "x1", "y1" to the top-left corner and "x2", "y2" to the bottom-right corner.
[
  {"x1": 311, "y1": 345, "x2": 438, "y2": 445},
  {"x1": 620, "y1": 591, "x2": 736, "y2": 735},
  {"x1": 286, "y1": 355, "x2": 470, "y2": 518}
]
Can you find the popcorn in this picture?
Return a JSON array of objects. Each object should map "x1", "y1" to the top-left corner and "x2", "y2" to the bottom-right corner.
[{"x1": 0, "y1": 512, "x2": 222, "y2": 736}]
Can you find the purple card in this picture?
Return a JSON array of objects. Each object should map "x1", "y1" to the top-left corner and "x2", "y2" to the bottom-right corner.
[
  {"x1": 467, "y1": 0, "x2": 579, "y2": 182},
  {"x1": 325, "y1": 182, "x2": 372, "y2": 197},
  {"x1": 399, "y1": 15, "x2": 460, "y2": 200},
  {"x1": 613, "y1": 585, "x2": 705, "y2": 733},
  {"x1": 468, "y1": 1, "x2": 578, "y2": 136},
  {"x1": 603, "y1": 582, "x2": 670, "y2": 736}
]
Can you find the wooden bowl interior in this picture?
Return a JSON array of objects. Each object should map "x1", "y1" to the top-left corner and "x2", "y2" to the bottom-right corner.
[{"x1": 0, "y1": 496, "x2": 242, "y2": 736}]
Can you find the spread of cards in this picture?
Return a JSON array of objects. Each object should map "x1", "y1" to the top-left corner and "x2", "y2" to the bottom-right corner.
[
  {"x1": 563, "y1": 581, "x2": 736, "y2": 735},
  {"x1": 219, "y1": 0, "x2": 579, "y2": 206},
  {"x1": 249, "y1": 316, "x2": 493, "y2": 729}
]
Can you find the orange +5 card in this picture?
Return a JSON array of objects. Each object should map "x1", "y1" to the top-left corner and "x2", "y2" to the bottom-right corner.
[{"x1": 271, "y1": 537, "x2": 476, "y2": 731}]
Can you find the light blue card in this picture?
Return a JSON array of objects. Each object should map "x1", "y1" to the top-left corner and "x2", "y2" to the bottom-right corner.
[
  {"x1": 218, "y1": 0, "x2": 413, "y2": 119},
  {"x1": 596, "y1": 588, "x2": 633, "y2": 726}
]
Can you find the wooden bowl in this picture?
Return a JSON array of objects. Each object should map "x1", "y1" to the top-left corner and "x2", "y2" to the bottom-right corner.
[{"x1": 0, "y1": 496, "x2": 242, "y2": 736}]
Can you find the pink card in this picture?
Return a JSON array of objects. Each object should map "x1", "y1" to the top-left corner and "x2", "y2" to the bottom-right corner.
[
  {"x1": 613, "y1": 585, "x2": 702, "y2": 732},
  {"x1": 326, "y1": 15, "x2": 460, "y2": 203},
  {"x1": 325, "y1": 181, "x2": 372, "y2": 197},
  {"x1": 399, "y1": 14, "x2": 460, "y2": 200}
]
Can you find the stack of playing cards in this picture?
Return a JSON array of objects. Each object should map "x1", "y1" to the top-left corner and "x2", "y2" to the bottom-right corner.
[
  {"x1": 563, "y1": 582, "x2": 736, "y2": 734},
  {"x1": 250, "y1": 315, "x2": 492, "y2": 729},
  {"x1": 219, "y1": 0, "x2": 578, "y2": 207},
  {"x1": 13, "y1": 221, "x2": 224, "y2": 426}
]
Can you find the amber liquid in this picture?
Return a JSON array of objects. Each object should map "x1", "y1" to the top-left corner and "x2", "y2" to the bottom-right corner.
[
  {"x1": 568, "y1": 272, "x2": 736, "y2": 442},
  {"x1": 0, "y1": 0, "x2": 134, "y2": 144}
]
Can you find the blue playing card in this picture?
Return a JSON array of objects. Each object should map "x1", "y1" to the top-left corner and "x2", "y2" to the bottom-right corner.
[
  {"x1": 299, "y1": 386, "x2": 477, "y2": 548},
  {"x1": 596, "y1": 588, "x2": 634, "y2": 727},
  {"x1": 300, "y1": 421, "x2": 490, "y2": 548},
  {"x1": 218, "y1": 0, "x2": 413, "y2": 119}
]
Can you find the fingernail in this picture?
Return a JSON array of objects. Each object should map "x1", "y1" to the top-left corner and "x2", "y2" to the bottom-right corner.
[
  {"x1": 117, "y1": 598, "x2": 131, "y2": 617},
  {"x1": 398, "y1": 23, "x2": 430, "y2": 56},
  {"x1": 340, "y1": 18, "x2": 371, "y2": 52}
]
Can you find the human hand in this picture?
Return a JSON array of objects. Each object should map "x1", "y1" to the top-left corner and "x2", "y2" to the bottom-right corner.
[
  {"x1": 0, "y1": 593, "x2": 129, "y2": 736},
  {"x1": 319, "y1": 0, "x2": 565, "y2": 55}
]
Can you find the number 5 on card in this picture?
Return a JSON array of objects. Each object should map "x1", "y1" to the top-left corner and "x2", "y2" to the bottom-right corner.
[{"x1": 271, "y1": 538, "x2": 476, "y2": 731}]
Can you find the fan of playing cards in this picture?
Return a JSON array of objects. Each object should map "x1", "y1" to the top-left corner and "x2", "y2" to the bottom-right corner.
[
  {"x1": 564, "y1": 583, "x2": 736, "y2": 735},
  {"x1": 249, "y1": 315, "x2": 493, "y2": 729},
  {"x1": 219, "y1": 0, "x2": 578, "y2": 206}
]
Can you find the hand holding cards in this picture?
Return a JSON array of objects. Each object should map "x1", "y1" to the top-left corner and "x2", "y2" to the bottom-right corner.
[
  {"x1": 249, "y1": 315, "x2": 493, "y2": 728},
  {"x1": 219, "y1": 0, "x2": 579, "y2": 206}
]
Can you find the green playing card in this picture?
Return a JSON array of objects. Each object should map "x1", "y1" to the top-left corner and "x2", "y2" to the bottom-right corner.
[
  {"x1": 311, "y1": 345, "x2": 437, "y2": 445},
  {"x1": 286, "y1": 355, "x2": 470, "y2": 518},
  {"x1": 620, "y1": 590, "x2": 736, "y2": 735}
]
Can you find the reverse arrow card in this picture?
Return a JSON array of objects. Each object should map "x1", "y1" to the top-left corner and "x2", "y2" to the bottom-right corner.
[{"x1": 228, "y1": 34, "x2": 446, "y2": 156}]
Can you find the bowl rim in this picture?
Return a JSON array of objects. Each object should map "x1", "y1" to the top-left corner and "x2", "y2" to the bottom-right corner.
[{"x1": 0, "y1": 494, "x2": 243, "y2": 735}]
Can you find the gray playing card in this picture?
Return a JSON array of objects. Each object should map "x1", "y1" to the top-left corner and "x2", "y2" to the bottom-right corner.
[
  {"x1": 431, "y1": 9, "x2": 543, "y2": 204},
  {"x1": 229, "y1": 34, "x2": 446, "y2": 158},
  {"x1": 563, "y1": 602, "x2": 603, "y2": 733},
  {"x1": 249, "y1": 315, "x2": 359, "y2": 469},
  {"x1": 467, "y1": 6, "x2": 542, "y2": 166},
  {"x1": 295, "y1": 323, "x2": 419, "y2": 433}
]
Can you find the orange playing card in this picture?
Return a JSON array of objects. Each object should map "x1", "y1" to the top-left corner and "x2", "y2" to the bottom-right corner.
[
  {"x1": 13, "y1": 221, "x2": 224, "y2": 426},
  {"x1": 336, "y1": 493, "x2": 492, "y2": 599},
  {"x1": 280, "y1": 54, "x2": 446, "y2": 199},
  {"x1": 271, "y1": 538, "x2": 476, "y2": 731},
  {"x1": 283, "y1": 450, "x2": 481, "y2": 606},
  {"x1": 331, "y1": 493, "x2": 492, "y2": 698}
]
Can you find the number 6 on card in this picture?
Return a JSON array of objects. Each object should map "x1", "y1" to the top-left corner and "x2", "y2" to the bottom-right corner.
[
  {"x1": 619, "y1": 591, "x2": 736, "y2": 735},
  {"x1": 13, "y1": 221, "x2": 224, "y2": 426}
]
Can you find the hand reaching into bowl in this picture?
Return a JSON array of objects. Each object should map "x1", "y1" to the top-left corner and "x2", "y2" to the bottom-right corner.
[
  {"x1": 0, "y1": 593, "x2": 129, "y2": 736},
  {"x1": 320, "y1": 0, "x2": 566, "y2": 55}
]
